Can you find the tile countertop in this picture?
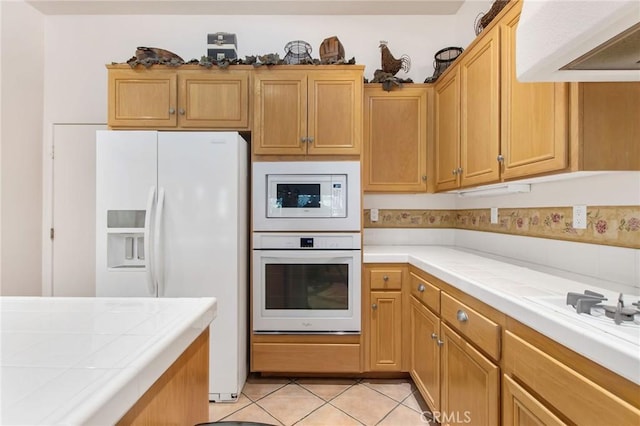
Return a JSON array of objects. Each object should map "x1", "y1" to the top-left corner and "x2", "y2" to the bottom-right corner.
[
  {"x1": 364, "y1": 245, "x2": 640, "y2": 385},
  {"x1": 0, "y1": 297, "x2": 217, "y2": 425}
]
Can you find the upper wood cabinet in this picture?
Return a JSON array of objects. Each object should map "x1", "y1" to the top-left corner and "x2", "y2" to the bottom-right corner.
[
  {"x1": 434, "y1": 24, "x2": 500, "y2": 192},
  {"x1": 107, "y1": 65, "x2": 250, "y2": 130},
  {"x1": 433, "y1": 0, "x2": 639, "y2": 191},
  {"x1": 252, "y1": 66, "x2": 363, "y2": 156},
  {"x1": 363, "y1": 84, "x2": 430, "y2": 192},
  {"x1": 499, "y1": 4, "x2": 569, "y2": 180}
]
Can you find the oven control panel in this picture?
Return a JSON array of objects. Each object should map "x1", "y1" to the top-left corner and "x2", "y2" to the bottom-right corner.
[
  {"x1": 300, "y1": 238, "x2": 314, "y2": 248},
  {"x1": 253, "y1": 232, "x2": 362, "y2": 250}
]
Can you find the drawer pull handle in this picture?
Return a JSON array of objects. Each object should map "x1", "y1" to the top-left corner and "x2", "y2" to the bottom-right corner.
[
  {"x1": 372, "y1": 303, "x2": 378, "y2": 310},
  {"x1": 456, "y1": 310, "x2": 469, "y2": 322},
  {"x1": 383, "y1": 275, "x2": 389, "y2": 281},
  {"x1": 431, "y1": 333, "x2": 438, "y2": 340},
  {"x1": 418, "y1": 284, "x2": 425, "y2": 292},
  {"x1": 437, "y1": 339, "x2": 444, "y2": 347}
]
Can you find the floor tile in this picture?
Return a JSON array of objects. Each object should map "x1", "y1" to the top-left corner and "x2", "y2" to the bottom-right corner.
[
  {"x1": 377, "y1": 404, "x2": 430, "y2": 426},
  {"x1": 208, "y1": 393, "x2": 252, "y2": 421},
  {"x1": 361, "y1": 378, "x2": 415, "y2": 402},
  {"x1": 330, "y1": 384, "x2": 398, "y2": 426},
  {"x1": 402, "y1": 390, "x2": 431, "y2": 414},
  {"x1": 296, "y1": 403, "x2": 364, "y2": 426},
  {"x1": 256, "y1": 384, "x2": 324, "y2": 426},
  {"x1": 295, "y1": 378, "x2": 357, "y2": 401},
  {"x1": 221, "y1": 403, "x2": 282, "y2": 425},
  {"x1": 242, "y1": 374, "x2": 291, "y2": 401}
]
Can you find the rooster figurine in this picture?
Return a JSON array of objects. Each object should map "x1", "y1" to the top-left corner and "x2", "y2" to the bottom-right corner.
[{"x1": 379, "y1": 41, "x2": 411, "y2": 76}]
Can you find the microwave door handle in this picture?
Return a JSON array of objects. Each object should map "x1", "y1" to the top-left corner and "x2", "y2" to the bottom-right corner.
[
  {"x1": 144, "y1": 186, "x2": 157, "y2": 296},
  {"x1": 154, "y1": 187, "x2": 165, "y2": 297}
]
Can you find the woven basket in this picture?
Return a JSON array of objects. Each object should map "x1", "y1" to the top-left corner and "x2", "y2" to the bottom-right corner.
[{"x1": 479, "y1": 0, "x2": 510, "y2": 31}]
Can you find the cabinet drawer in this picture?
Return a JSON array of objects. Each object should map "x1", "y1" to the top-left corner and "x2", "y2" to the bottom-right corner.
[
  {"x1": 410, "y1": 272, "x2": 440, "y2": 313},
  {"x1": 252, "y1": 343, "x2": 361, "y2": 373},
  {"x1": 504, "y1": 331, "x2": 640, "y2": 424},
  {"x1": 370, "y1": 269, "x2": 402, "y2": 290},
  {"x1": 441, "y1": 292, "x2": 500, "y2": 360}
]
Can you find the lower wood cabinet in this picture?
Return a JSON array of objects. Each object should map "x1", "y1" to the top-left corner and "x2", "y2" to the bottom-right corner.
[
  {"x1": 364, "y1": 264, "x2": 409, "y2": 372},
  {"x1": 409, "y1": 270, "x2": 501, "y2": 426},
  {"x1": 502, "y1": 374, "x2": 566, "y2": 426},
  {"x1": 370, "y1": 291, "x2": 403, "y2": 371},
  {"x1": 410, "y1": 296, "x2": 441, "y2": 412},
  {"x1": 440, "y1": 323, "x2": 500, "y2": 426},
  {"x1": 503, "y1": 330, "x2": 640, "y2": 425}
]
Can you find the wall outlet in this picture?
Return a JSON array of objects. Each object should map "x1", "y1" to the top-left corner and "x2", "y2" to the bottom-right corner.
[
  {"x1": 370, "y1": 208, "x2": 379, "y2": 222},
  {"x1": 573, "y1": 205, "x2": 587, "y2": 229},
  {"x1": 490, "y1": 207, "x2": 498, "y2": 224}
]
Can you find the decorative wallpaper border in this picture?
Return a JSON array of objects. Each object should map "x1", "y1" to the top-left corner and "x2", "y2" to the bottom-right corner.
[{"x1": 363, "y1": 206, "x2": 640, "y2": 249}]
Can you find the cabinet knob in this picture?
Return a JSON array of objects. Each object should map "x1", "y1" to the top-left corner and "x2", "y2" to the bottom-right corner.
[
  {"x1": 178, "y1": 108, "x2": 185, "y2": 115},
  {"x1": 497, "y1": 154, "x2": 504, "y2": 163},
  {"x1": 372, "y1": 303, "x2": 378, "y2": 310},
  {"x1": 437, "y1": 339, "x2": 444, "y2": 347},
  {"x1": 421, "y1": 175, "x2": 427, "y2": 181},
  {"x1": 308, "y1": 137, "x2": 314, "y2": 143},
  {"x1": 300, "y1": 137, "x2": 308, "y2": 143},
  {"x1": 383, "y1": 275, "x2": 389, "y2": 281},
  {"x1": 457, "y1": 167, "x2": 463, "y2": 174},
  {"x1": 452, "y1": 169, "x2": 458, "y2": 176},
  {"x1": 456, "y1": 309, "x2": 469, "y2": 322},
  {"x1": 418, "y1": 284, "x2": 425, "y2": 292},
  {"x1": 168, "y1": 108, "x2": 176, "y2": 115},
  {"x1": 431, "y1": 332, "x2": 438, "y2": 340}
]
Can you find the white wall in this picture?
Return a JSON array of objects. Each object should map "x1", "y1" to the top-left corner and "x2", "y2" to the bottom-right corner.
[
  {"x1": 42, "y1": 13, "x2": 464, "y2": 125},
  {"x1": 0, "y1": 1, "x2": 45, "y2": 296}
]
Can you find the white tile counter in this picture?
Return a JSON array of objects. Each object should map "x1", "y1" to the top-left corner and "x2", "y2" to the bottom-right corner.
[
  {"x1": 0, "y1": 297, "x2": 217, "y2": 425},
  {"x1": 365, "y1": 245, "x2": 640, "y2": 385}
]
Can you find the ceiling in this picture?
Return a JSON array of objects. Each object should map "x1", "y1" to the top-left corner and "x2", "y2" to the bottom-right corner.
[{"x1": 26, "y1": 0, "x2": 466, "y2": 15}]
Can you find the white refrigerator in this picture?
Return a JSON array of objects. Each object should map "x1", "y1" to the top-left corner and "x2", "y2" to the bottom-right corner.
[{"x1": 96, "y1": 130, "x2": 248, "y2": 402}]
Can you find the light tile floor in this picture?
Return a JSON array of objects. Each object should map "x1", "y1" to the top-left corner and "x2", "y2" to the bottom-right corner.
[{"x1": 209, "y1": 375, "x2": 435, "y2": 426}]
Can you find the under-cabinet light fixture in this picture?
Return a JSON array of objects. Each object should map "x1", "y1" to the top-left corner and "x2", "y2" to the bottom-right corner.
[{"x1": 456, "y1": 184, "x2": 531, "y2": 197}]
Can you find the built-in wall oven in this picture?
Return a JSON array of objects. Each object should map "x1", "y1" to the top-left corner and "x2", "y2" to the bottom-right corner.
[{"x1": 252, "y1": 232, "x2": 361, "y2": 333}]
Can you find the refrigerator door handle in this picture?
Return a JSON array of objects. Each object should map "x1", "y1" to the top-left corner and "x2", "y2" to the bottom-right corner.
[
  {"x1": 144, "y1": 186, "x2": 157, "y2": 296},
  {"x1": 154, "y1": 187, "x2": 166, "y2": 296}
]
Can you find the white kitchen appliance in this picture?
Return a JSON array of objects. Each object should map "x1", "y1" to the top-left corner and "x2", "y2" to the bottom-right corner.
[
  {"x1": 252, "y1": 161, "x2": 361, "y2": 231},
  {"x1": 96, "y1": 130, "x2": 247, "y2": 402},
  {"x1": 252, "y1": 232, "x2": 361, "y2": 333}
]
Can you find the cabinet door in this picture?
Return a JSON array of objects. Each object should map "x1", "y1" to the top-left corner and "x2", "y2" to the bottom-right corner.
[
  {"x1": 502, "y1": 375, "x2": 566, "y2": 426},
  {"x1": 434, "y1": 67, "x2": 461, "y2": 191},
  {"x1": 307, "y1": 71, "x2": 362, "y2": 155},
  {"x1": 410, "y1": 298, "x2": 440, "y2": 412},
  {"x1": 500, "y1": 4, "x2": 569, "y2": 179},
  {"x1": 440, "y1": 323, "x2": 499, "y2": 426},
  {"x1": 108, "y1": 69, "x2": 177, "y2": 128},
  {"x1": 363, "y1": 86, "x2": 428, "y2": 192},
  {"x1": 178, "y1": 71, "x2": 249, "y2": 129},
  {"x1": 253, "y1": 72, "x2": 307, "y2": 155},
  {"x1": 460, "y1": 26, "x2": 500, "y2": 187},
  {"x1": 370, "y1": 291, "x2": 402, "y2": 371}
]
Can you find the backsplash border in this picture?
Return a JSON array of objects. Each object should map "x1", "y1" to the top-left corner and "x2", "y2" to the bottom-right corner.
[{"x1": 363, "y1": 206, "x2": 640, "y2": 249}]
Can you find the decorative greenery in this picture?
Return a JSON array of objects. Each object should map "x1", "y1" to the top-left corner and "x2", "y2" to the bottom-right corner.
[{"x1": 118, "y1": 53, "x2": 357, "y2": 69}]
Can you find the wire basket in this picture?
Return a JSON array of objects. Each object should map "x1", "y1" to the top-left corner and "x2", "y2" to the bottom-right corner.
[
  {"x1": 424, "y1": 46, "x2": 463, "y2": 83},
  {"x1": 283, "y1": 40, "x2": 313, "y2": 64}
]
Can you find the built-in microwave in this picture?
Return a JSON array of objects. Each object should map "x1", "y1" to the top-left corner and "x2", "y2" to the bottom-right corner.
[{"x1": 252, "y1": 161, "x2": 361, "y2": 231}]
